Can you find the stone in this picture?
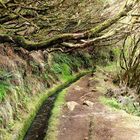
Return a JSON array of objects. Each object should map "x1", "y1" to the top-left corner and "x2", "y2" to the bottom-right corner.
[
  {"x1": 83, "y1": 100, "x2": 94, "y2": 107},
  {"x1": 66, "y1": 101, "x2": 79, "y2": 111},
  {"x1": 74, "y1": 86, "x2": 83, "y2": 91},
  {"x1": 90, "y1": 88, "x2": 97, "y2": 92},
  {"x1": 84, "y1": 137, "x2": 88, "y2": 140}
]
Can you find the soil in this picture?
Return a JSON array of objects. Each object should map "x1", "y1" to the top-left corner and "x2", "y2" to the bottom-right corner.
[{"x1": 57, "y1": 73, "x2": 140, "y2": 140}]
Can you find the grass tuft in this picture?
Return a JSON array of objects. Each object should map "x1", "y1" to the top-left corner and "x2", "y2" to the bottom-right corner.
[
  {"x1": 100, "y1": 96, "x2": 140, "y2": 116},
  {"x1": 100, "y1": 96, "x2": 121, "y2": 110}
]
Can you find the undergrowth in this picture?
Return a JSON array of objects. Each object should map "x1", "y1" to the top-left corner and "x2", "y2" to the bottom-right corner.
[
  {"x1": 51, "y1": 52, "x2": 92, "y2": 81},
  {"x1": 100, "y1": 96, "x2": 140, "y2": 116},
  {"x1": 0, "y1": 70, "x2": 11, "y2": 102},
  {"x1": 98, "y1": 45, "x2": 140, "y2": 116}
]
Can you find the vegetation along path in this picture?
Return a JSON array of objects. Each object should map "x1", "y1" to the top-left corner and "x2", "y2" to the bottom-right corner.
[{"x1": 46, "y1": 70, "x2": 140, "y2": 140}]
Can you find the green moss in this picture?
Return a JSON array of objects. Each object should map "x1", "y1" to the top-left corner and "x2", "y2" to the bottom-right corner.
[{"x1": 44, "y1": 89, "x2": 67, "y2": 140}]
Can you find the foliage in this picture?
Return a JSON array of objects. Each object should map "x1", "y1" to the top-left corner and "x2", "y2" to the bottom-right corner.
[
  {"x1": 0, "y1": 83, "x2": 6, "y2": 101},
  {"x1": 51, "y1": 63, "x2": 72, "y2": 81},
  {"x1": 0, "y1": 70, "x2": 13, "y2": 101},
  {"x1": 50, "y1": 52, "x2": 92, "y2": 80},
  {"x1": 0, "y1": 82, "x2": 8, "y2": 102}
]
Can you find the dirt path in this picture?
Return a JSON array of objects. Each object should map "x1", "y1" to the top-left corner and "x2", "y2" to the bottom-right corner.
[{"x1": 57, "y1": 73, "x2": 140, "y2": 140}]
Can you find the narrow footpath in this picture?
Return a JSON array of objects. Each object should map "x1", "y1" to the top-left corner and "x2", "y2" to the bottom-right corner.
[{"x1": 57, "y1": 72, "x2": 140, "y2": 140}]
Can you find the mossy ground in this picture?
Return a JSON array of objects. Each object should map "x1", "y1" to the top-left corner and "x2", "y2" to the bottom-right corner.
[{"x1": 44, "y1": 89, "x2": 67, "y2": 140}]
